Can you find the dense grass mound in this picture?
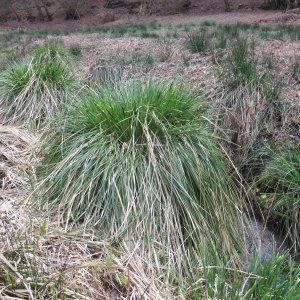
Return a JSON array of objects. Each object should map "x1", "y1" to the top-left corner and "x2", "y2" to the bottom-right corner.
[
  {"x1": 0, "y1": 43, "x2": 76, "y2": 127},
  {"x1": 38, "y1": 81, "x2": 247, "y2": 276},
  {"x1": 256, "y1": 149, "x2": 300, "y2": 254}
]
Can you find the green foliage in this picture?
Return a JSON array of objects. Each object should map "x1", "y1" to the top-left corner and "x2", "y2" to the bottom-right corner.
[
  {"x1": 0, "y1": 43, "x2": 77, "y2": 127},
  {"x1": 37, "y1": 80, "x2": 246, "y2": 278},
  {"x1": 220, "y1": 37, "x2": 282, "y2": 101},
  {"x1": 0, "y1": 48, "x2": 20, "y2": 71},
  {"x1": 221, "y1": 37, "x2": 257, "y2": 88},
  {"x1": 187, "y1": 31, "x2": 210, "y2": 53},
  {"x1": 261, "y1": 54, "x2": 277, "y2": 70},
  {"x1": 256, "y1": 149, "x2": 300, "y2": 254},
  {"x1": 69, "y1": 44, "x2": 82, "y2": 58},
  {"x1": 197, "y1": 251, "x2": 300, "y2": 299},
  {"x1": 111, "y1": 52, "x2": 155, "y2": 71}
]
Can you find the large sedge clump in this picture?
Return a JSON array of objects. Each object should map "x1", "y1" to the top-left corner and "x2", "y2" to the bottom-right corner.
[
  {"x1": 38, "y1": 80, "x2": 247, "y2": 277},
  {"x1": 0, "y1": 43, "x2": 76, "y2": 127}
]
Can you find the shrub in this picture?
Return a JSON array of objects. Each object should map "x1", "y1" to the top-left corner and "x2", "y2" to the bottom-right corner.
[
  {"x1": 37, "y1": 80, "x2": 246, "y2": 277},
  {"x1": 255, "y1": 149, "x2": 300, "y2": 254},
  {"x1": 0, "y1": 43, "x2": 76, "y2": 127},
  {"x1": 187, "y1": 31, "x2": 210, "y2": 53}
]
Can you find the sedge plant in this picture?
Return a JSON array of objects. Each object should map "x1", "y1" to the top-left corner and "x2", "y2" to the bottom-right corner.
[
  {"x1": 255, "y1": 149, "x2": 300, "y2": 255},
  {"x1": 196, "y1": 250, "x2": 300, "y2": 299},
  {"x1": 37, "y1": 80, "x2": 247, "y2": 282},
  {"x1": 0, "y1": 43, "x2": 77, "y2": 127}
]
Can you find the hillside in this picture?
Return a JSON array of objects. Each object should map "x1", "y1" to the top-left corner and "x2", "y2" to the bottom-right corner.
[{"x1": 0, "y1": 0, "x2": 294, "y2": 28}]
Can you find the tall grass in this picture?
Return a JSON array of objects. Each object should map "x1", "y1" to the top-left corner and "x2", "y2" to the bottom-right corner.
[
  {"x1": 197, "y1": 251, "x2": 300, "y2": 299},
  {"x1": 214, "y1": 37, "x2": 284, "y2": 174},
  {"x1": 220, "y1": 37, "x2": 257, "y2": 89},
  {"x1": 255, "y1": 149, "x2": 300, "y2": 254},
  {"x1": 220, "y1": 37, "x2": 282, "y2": 100},
  {"x1": 290, "y1": 56, "x2": 300, "y2": 81},
  {"x1": 213, "y1": 86, "x2": 283, "y2": 164},
  {"x1": 37, "y1": 80, "x2": 247, "y2": 280},
  {"x1": 0, "y1": 43, "x2": 77, "y2": 127},
  {"x1": 187, "y1": 31, "x2": 210, "y2": 53}
]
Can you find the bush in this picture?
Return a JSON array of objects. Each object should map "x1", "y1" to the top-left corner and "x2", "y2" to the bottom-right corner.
[
  {"x1": 37, "y1": 80, "x2": 246, "y2": 277},
  {"x1": 255, "y1": 149, "x2": 300, "y2": 254},
  {"x1": 0, "y1": 43, "x2": 76, "y2": 127}
]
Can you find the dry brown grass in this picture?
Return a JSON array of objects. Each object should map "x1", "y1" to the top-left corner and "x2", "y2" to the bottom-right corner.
[{"x1": 0, "y1": 126, "x2": 171, "y2": 299}]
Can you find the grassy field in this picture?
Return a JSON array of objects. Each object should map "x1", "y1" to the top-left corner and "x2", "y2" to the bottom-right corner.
[{"x1": 0, "y1": 20, "x2": 299, "y2": 299}]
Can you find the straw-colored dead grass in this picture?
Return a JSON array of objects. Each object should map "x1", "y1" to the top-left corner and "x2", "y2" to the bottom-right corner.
[{"x1": 0, "y1": 126, "x2": 171, "y2": 299}]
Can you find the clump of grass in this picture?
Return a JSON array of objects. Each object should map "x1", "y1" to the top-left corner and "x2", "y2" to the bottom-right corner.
[
  {"x1": 261, "y1": 54, "x2": 277, "y2": 70},
  {"x1": 220, "y1": 37, "x2": 282, "y2": 101},
  {"x1": 198, "y1": 251, "x2": 300, "y2": 299},
  {"x1": 69, "y1": 44, "x2": 82, "y2": 58},
  {"x1": 0, "y1": 43, "x2": 77, "y2": 127},
  {"x1": 158, "y1": 44, "x2": 173, "y2": 62},
  {"x1": 213, "y1": 86, "x2": 283, "y2": 164},
  {"x1": 221, "y1": 37, "x2": 257, "y2": 88},
  {"x1": 113, "y1": 52, "x2": 155, "y2": 72},
  {"x1": 290, "y1": 56, "x2": 300, "y2": 81},
  {"x1": 255, "y1": 149, "x2": 300, "y2": 254},
  {"x1": 216, "y1": 31, "x2": 228, "y2": 49},
  {"x1": 37, "y1": 80, "x2": 247, "y2": 279},
  {"x1": 89, "y1": 65, "x2": 124, "y2": 87},
  {"x1": 187, "y1": 31, "x2": 210, "y2": 53}
]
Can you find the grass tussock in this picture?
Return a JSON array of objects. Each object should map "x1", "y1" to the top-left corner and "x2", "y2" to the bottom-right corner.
[
  {"x1": 220, "y1": 37, "x2": 281, "y2": 100},
  {"x1": 37, "y1": 80, "x2": 246, "y2": 280},
  {"x1": 213, "y1": 86, "x2": 283, "y2": 163},
  {"x1": 0, "y1": 43, "x2": 77, "y2": 127},
  {"x1": 290, "y1": 56, "x2": 300, "y2": 82},
  {"x1": 255, "y1": 149, "x2": 300, "y2": 254},
  {"x1": 187, "y1": 31, "x2": 210, "y2": 53},
  {"x1": 199, "y1": 251, "x2": 300, "y2": 299}
]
